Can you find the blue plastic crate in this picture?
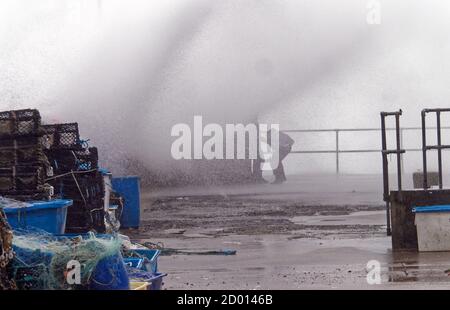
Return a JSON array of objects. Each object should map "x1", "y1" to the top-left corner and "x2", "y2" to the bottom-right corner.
[
  {"x1": 3, "y1": 199, "x2": 72, "y2": 234},
  {"x1": 111, "y1": 176, "x2": 140, "y2": 228},
  {"x1": 413, "y1": 205, "x2": 450, "y2": 213},
  {"x1": 127, "y1": 248, "x2": 160, "y2": 273},
  {"x1": 123, "y1": 257, "x2": 144, "y2": 269}
]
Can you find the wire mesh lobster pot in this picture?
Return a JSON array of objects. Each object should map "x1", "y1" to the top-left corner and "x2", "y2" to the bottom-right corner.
[
  {"x1": 46, "y1": 147, "x2": 98, "y2": 173},
  {"x1": 48, "y1": 170, "x2": 106, "y2": 233},
  {"x1": 0, "y1": 166, "x2": 45, "y2": 192},
  {"x1": 65, "y1": 207, "x2": 91, "y2": 232},
  {"x1": 0, "y1": 190, "x2": 52, "y2": 202},
  {"x1": 65, "y1": 203, "x2": 106, "y2": 233},
  {"x1": 42, "y1": 123, "x2": 80, "y2": 149},
  {"x1": 0, "y1": 137, "x2": 49, "y2": 167},
  {"x1": 76, "y1": 147, "x2": 98, "y2": 171},
  {"x1": 41, "y1": 121, "x2": 105, "y2": 232},
  {"x1": 49, "y1": 170, "x2": 104, "y2": 200},
  {"x1": 0, "y1": 109, "x2": 42, "y2": 139},
  {"x1": 0, "y1": 166, "x2": 51, "y2": 201}
]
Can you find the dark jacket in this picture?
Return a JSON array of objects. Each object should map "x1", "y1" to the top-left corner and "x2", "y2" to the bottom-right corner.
[{"x1": 267, "y1": 129, "x2": 294, "y2": 149}]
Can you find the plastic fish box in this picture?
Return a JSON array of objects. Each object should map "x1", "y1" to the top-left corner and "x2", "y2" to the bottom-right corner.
[
  {"x1": 129, "y1": 248, "x2": 160, "y2": 273},
  {"x1": 3, "y1": 199, "x2": 72, "y2": 234},
  {"x1": 123, "y1": 257, "x2": 144, "y2": 269},
  {"x1": 413, "y1": 205, "x2": 450, "y2": 252}
]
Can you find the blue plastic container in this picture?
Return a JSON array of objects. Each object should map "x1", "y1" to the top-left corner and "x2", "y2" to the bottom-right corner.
[
  {"x1": 3, "y1": 199, "x2": 72, "y2": 234},
  {"x1": 13, "y1": 244, "x2": 54, "y2": 267},
  {"x1": 123, "y1": 258, "x2": 144, "y2": 269},
  {"x1": 129, "y1": 249, "x2": 160, "y2": 273},
  {"x1": 413, "y1": 205, "x2": 450, "y2": 213},
  {"x1": 111, "y1": 176, "x2": 140, "y2": 228}
]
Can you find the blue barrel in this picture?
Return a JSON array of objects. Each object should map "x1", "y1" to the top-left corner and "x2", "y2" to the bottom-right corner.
[{"x1": 111, "y1": 176, "x2": 140, "y2": 228}]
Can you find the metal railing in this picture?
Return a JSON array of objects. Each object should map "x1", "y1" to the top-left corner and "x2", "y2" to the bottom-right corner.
[{"x1": 283, "y1": 126, "x2": 450, "y2": 174}]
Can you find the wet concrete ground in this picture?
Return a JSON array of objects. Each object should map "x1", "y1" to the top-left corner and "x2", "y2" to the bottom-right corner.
[{"x1": 127, "y1": 174, "x2": 450, "y2": 289}]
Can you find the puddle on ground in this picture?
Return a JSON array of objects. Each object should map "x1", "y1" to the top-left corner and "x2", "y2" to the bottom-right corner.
[
  {"x1": 245, "y1": 267, "x2": 266, "y2": 271},
  {"x1": 206, "y1": 268, "x2": 231, "y2": 273},
  {"x1": 291, "y1": 211, "x2": 386, "y2": 226}
]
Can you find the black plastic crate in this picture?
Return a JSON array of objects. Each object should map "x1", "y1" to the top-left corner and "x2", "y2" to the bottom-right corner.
[
  {"x1": 0, "y1": 166, "x2": 44, "y2": 192},
  {"x1": 0, "y1": 109, "x2": 42, "y2": 139},
  {"x1": 42, "y1": 123, "x2": 80, "y2": 149},
  {"x1": 0, "y1": 137, "x2": 48, "y2": 167}
]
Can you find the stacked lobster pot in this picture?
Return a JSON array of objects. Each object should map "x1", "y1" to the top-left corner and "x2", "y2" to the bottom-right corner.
[
  {"x1": 42, "y1": 123, "x2": 115, "y2": 233},
  {"x1": 0, "y1": 109, "x2": 52, "y2": 201}
]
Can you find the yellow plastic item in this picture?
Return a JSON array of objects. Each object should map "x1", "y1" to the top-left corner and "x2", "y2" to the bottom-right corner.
[{"x1": 130, "y1": 281, "x2": 149, "y2": 290}]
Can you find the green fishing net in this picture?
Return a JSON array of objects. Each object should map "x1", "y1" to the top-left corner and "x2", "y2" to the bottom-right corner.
[{"x1": 11, "y1": 230, "x2": 122, "y2": 290}]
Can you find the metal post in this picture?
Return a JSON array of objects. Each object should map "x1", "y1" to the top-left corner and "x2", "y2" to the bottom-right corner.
[
  {"x1": 335, "y1": 130, "x2": 339, "y2": 174},
  {"x1": 437, "y1": 112, "x2": 443, "y2": 189},
  {"x1": 421, "y1": 111, "x2": 428, "y2": 189},
  {"x1": 400, "y1": 128, "x2": 404, "y2": 174},
  {"x1": 380, "y1": 114, "x2": 391, "y2": 236},
  {"x1": 395, "y1": 114, "x2": 402, "y2": 191}
]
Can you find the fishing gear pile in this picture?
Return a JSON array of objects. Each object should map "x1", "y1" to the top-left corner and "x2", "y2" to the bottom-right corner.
[
  {"x1": 0, "y1": 109, "x2": 121, "y2": 234},
  {"x1": 0, "y1": 108, "x2": 164, "y2": 291},
  {"x1": 10, "y1": 230, "x2": 122, "y2": 290}
]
